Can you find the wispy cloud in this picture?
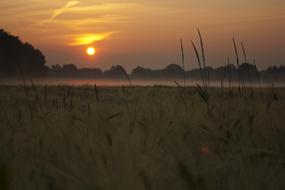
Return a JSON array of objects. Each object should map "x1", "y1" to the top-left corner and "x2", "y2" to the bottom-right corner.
[
  {"x1": 66, "y1": 3, "x2": 148, "y2": 12},
  {"x1": 47, "y1": 0, "x2": 79, "y2": 22},
  {"x1": 36, "y1": 2, "x2": 143, "y2": 29}
]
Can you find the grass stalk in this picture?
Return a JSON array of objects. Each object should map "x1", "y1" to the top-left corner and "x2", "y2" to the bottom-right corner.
[
  {"x1": 227, "y1": 56, "x2": 232, "y2": 89},
  {"x1": 221, "y1": 60, "x2": 227, "y2": 90},
  {"x1": 94, "y1": 84, "x2": 99, "y2": 104},
  {"x1": 241, "y1": 41, "x2": 248, "y2": 63},
  {"x1": 191, "y1": 41, "x2": 205, "y2": 88},
  {"x1": 119, "y1": 66, "x2": 132, "y2": 86},
  {"x1": 233, "y1": 38, "x2": 242, "y2": 95},
  {"x1": 180, "y1": 39, "x2": 186, "y2": 87},
  {"x1": 198, "y1": 29, "x2": 209, "y2": 87}
]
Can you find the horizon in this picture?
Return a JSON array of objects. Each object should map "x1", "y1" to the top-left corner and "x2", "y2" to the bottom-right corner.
[
  {"x1": 1, "y1": 0, "x2": 285, "y2": 72},
  {"x1": 41, "y1": 62, "x2": 285, "y2": 73}
]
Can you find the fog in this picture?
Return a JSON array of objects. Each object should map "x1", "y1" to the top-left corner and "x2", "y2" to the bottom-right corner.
[{"x1": 0, "y1": 79, "x2": 284, "y2": 87}]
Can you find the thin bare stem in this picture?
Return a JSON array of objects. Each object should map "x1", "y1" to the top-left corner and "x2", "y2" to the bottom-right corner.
[
  {"x1": 94, "y1": 84, "x2": 99, "y2": 104},
  {"x1": 191, "y1": 41, "x2": 205, "y2": 87},
  {"x1": 253, "y1": 60, "x2": 261, "y2": 86},
  {"x1": 241, "y1": 41, "x2": 248, "y2": 63},
  {"x1": 180, "y1": 39, "x2": 186, "y2": 87},
  {"x1": 233, "y1": 38, "x2": 242, "y2": 94},
  {"x1": 221, "y1": 60, "x2": 227, "y2": 89},
  {"x1": 233, "y1": 38, "x2": 240, "y2": 68},
  {"x1": 198, "y1": 29, "x2": 208, "y2": 86},
  {"x1": 119, "y1": 66, "x2": 132, "y2": 86},
  {"x1": 227, "y1": 56, "x2": 232, "y2": 88}
]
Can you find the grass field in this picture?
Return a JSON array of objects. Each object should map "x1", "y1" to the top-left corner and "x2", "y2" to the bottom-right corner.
[{"x1": 0, "y1": 85, "x2": 285, "y2": 190}]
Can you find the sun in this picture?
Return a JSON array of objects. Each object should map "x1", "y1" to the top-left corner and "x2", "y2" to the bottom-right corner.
[{"x1": 86, "y1": 47, "x2": 96, "y2": 56}]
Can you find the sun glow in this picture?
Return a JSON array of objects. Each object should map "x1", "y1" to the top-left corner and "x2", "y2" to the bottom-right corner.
[
  {"x1": 86, "y1": 47, "x2": 96, "y2": 56},
  {"x1": 69, "y1": 32, "x2": 118, "y2": 46}
]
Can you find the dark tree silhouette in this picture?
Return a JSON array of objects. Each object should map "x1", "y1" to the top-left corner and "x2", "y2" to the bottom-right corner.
[
  {"x1": 49, "y1": 64, "x2": 103, "y2": 78},
  {"x1": 132, "y1": 66, "x2": 153, "y2": 78},
  {"x1": 104, "y1": 65, "x2": 128, "y2": 79},
  {"x1": 0, "y1": 29, "x2": 48, "y2": 77},
  {"x1": 62, "y1": 64, "x2": 78, "y2": 73},
  {"x1": 239, "y1": 63, "x2": 258, "y2": 81}
]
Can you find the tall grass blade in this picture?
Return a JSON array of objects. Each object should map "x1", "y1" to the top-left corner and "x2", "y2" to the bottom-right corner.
[
  {"x1": 233, "y1": 37, "x2": 242, "y2": 95},
  {"x1": 106, "y1": 112, "x2": 123, "y2": 121},
  {"x1": 233, "y1": 38, "x2": 240, "y2": 68},
  {"x1": 180, "y1": 39, "x2": 186, "y2": 87},
  {"x1": 195, "y1": 84, "x2": 209, "y2": 105},
  {"x1": 191, "y1": 41, "x2": 205, "y2": 87},
  {"x1": 118, "y1": 66, "x2": 132, "y2": 86},
  {"x1": 221, "y1": 60, "x2": 227, "y2": 90},
  {"x1": 94, "y1": 84, "x2": 99, "y2": 104},
  {"x1": 241, "y1": 41, "x2": 248, "y2": 63},
  {"x1": 227, "y1": 56, "x2": 232, "y2": 89},
  {"x1": 198, "y1": 29, "x2": 208, "y2": 86}
]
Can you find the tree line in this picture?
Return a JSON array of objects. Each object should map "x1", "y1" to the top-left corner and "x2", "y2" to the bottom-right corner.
[{"x1": 0, "y1": 29, "x2": 284, "y2": 82}]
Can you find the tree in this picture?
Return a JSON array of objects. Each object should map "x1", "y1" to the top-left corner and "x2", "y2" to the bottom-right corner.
[{"x1": 0, "y1": 29, "x2": 48, "y2": 77}]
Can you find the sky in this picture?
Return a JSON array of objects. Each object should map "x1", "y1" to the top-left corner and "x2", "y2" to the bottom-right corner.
[{"x1": 1, "y1": 0, "x2": 285, "y2": 71}]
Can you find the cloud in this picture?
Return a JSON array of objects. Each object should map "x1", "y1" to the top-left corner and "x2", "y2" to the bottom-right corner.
[
  {"x1": 34, "y1": 0, "x2": 80, "y2": 24},
  {"x1": 48, "y1": 0, "x2": 79, "y2": 22},
  {"x1": 36, "y1": 2, "x2": 143, "y2": 28},
  {"x1": 68, "y1": 31, "x2": 120, "y2": 46},
  {"x1": 66, "y1": 3, "x2": 148, "y2": 12}
]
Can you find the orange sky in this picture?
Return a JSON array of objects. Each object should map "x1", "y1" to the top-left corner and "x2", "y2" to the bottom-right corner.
[{"x1": 1, "y1": 0, "x2": 285, "y2": 71}]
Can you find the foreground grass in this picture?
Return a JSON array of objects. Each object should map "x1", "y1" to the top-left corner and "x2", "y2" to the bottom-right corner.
[{"x1": 0, "y1": 85, "x2": 284, "y2": 190}]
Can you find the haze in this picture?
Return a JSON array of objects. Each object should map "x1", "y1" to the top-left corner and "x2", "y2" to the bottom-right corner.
[{"x1": 1, "y1": 0, "x2": 285, "y2": 71}]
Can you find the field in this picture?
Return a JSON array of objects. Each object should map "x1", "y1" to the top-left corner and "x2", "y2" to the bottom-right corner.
[{"x1": 0, "y1": 85, "x2": 285, "y2": 190}]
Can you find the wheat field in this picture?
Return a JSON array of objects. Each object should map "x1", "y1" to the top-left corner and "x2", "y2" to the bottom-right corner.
[{"x1": 0, "y1": 85, "x2": 284, "y2": 190}]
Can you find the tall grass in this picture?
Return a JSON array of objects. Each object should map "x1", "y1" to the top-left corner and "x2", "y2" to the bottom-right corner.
[
  {"x1": 0, "y1": 86, "x2": 285, "y2": 189},
  {"x1": 198, "y1": 29, "x2": 210, "y2": 87},
  {"x1": 191, "y1": 29, "x2": 210, "y2": 88},
  {"x1": 191, "y1": 29, "x2": 210, "y2": 104}
]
